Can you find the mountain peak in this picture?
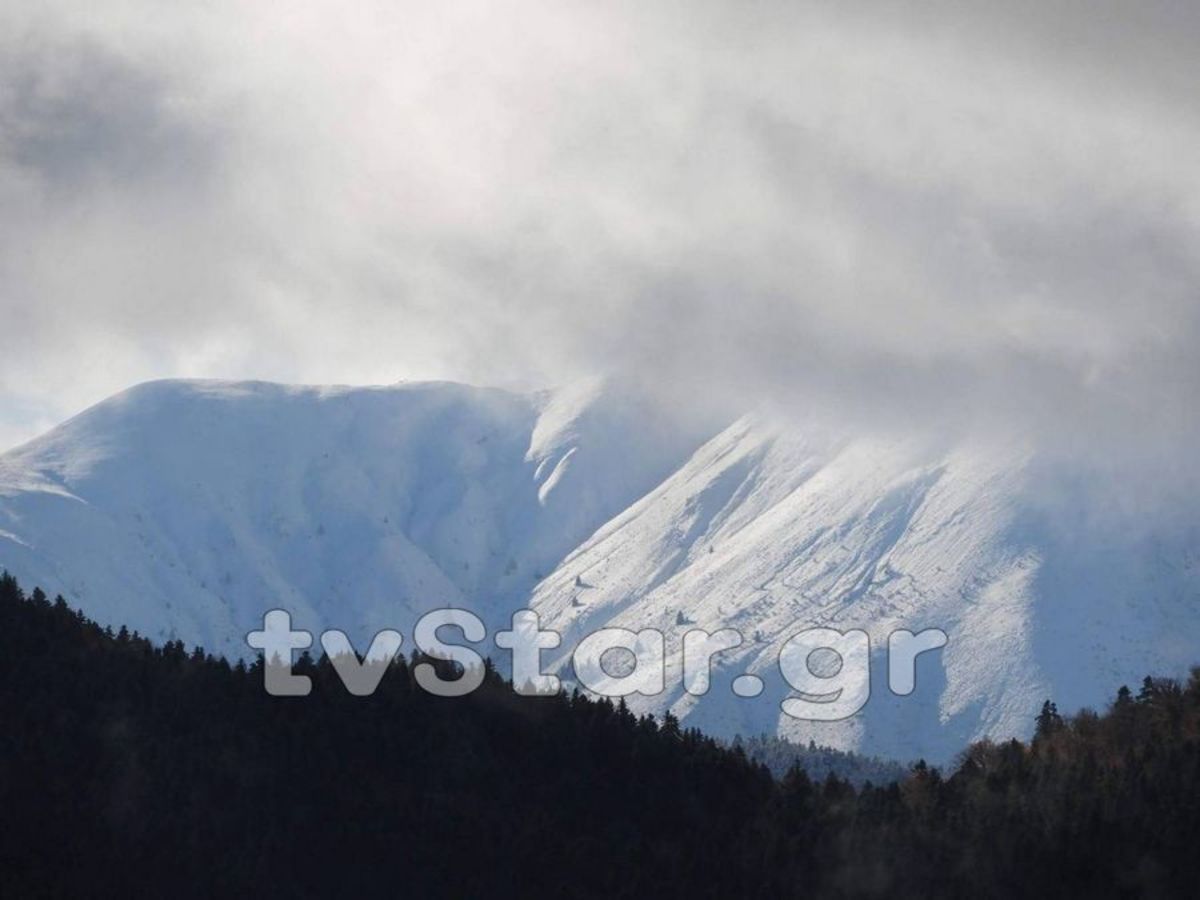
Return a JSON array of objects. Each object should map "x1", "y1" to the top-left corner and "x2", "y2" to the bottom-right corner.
[{"x1": 1, "y1": 378, "x2": 1198, "y2": 762}]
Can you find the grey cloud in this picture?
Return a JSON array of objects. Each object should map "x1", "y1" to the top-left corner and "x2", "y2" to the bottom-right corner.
[
  {"x1": 0, "y1": 0, "x2": 1196, "y2": 492},
  {"x1": 0, "y1": 34, "x2": 213, "y2": 191}
]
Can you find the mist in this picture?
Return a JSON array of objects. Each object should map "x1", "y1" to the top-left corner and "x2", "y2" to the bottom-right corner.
[{"x1": 2, "y1": 0, "x2": 1197, "y2": 493}]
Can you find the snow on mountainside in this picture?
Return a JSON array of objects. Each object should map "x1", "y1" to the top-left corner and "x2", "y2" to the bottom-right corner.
[
  {"x1": 1, "y1": 378, "x2": 1198, "y2": 762},
  {"x1": 0, "y1": 379, "x2": 706, "y2": 652}
]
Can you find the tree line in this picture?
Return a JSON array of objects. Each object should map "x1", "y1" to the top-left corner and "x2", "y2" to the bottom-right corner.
[{"x1": 1, "y1": 571, "x2": 1197, "y2": 897}]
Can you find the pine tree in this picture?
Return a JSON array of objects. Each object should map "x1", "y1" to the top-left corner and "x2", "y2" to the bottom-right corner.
[{"x1": 1035, "y1": 700, "x2": 1063, "y2": 739}]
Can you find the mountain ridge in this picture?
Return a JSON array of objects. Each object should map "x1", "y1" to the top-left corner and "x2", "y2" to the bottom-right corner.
[{"x1": 2, "y1": 377, "x2": 1197, "y2": 762}]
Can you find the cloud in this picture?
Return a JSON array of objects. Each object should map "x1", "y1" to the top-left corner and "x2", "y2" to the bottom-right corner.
[{"x1": 1, "y1": 1, "x2": 1197, "y2": 481}]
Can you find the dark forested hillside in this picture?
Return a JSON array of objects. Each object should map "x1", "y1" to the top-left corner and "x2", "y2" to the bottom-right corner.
[{"x1": 2, "y1": 572, "x2": 1199, "y2": 898}]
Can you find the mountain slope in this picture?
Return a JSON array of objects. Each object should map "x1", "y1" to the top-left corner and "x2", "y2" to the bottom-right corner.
[
  {"x1": 2, "y1": 378, "x2": 1197, "y2": 761},
  {"x1": 0, "y1": 378, "x2": 706, "y2": 653},
  {"x1": 532, "y1": 417, "x2": 1200, "y2": 760}
]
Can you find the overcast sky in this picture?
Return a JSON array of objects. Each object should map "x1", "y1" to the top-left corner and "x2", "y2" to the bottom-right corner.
[{"x1": 1, "y1": 2, "x2": 1197, "y2": 469}]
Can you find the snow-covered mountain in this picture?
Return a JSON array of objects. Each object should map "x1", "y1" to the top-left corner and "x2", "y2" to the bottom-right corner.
[{"x1": 2, "y1": 378, "x2": 1197, "y2": 762}]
